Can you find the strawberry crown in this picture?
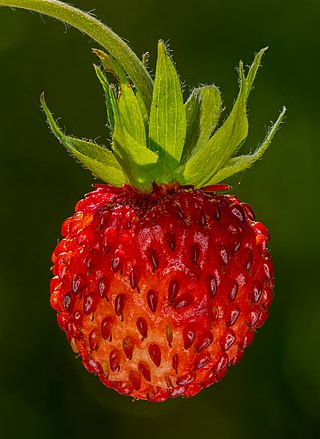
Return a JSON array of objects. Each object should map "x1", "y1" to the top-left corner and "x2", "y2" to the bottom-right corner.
[{"x1": 1, "y1": 0, "x2": 286, "y2": 193}]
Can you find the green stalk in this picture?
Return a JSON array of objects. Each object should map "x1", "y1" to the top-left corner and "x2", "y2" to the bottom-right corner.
[{"x1": 0, "y1": 0, "x2": 153, "y2": 110}]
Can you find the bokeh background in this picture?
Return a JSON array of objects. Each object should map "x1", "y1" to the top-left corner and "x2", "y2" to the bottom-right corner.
[{"x1": 0, "y1": 0, "x2": 319, "y2": 437}]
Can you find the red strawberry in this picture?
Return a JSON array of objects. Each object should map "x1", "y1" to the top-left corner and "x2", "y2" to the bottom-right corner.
[
  {"x1": 50, "y1": 182, "x2": 274, "y2": 401},
  {"x1": 2, "y1": 0, "x2": 285, "y2": 401}
]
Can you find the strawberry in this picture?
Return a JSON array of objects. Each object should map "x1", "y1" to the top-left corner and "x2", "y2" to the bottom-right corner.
[
  {"x1": 1, "y1": 0, "x2": 285, "y2": 401},
  {"x1": 50, "y1": 182, "x2": 274, "y2": 401}
]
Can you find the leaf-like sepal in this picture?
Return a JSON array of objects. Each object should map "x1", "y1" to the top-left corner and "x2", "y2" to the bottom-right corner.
[
  {"x1": 182, "y1": 48, "x2": 268, "y2": 187},
  {"x1": 94, "y1": 49, "x2": 146, "y2": 146},
  {"x1": 108, "y1": 88, "x2": 160, "y2": 192},
  {"x1": 148, "y1": 41, "x2": 186, "y2": 170},
  {"x1": 39, "y1": 38, "x2": 284, "y2": 191},
  {"x1": 182, "y1": 85, "x2": 222, "y2": 164},
  {"x1": 207, "y1": 106, "x2": 287, "y2": 184},
  {"x1": 112, "y1": 130, "x2": 159, "y2": 192},
  {"x1": 40, "y1": 94, "x2": 126, "y2": 186},
  {"x1": 94, "y1": 64, "x2": 115, "y2": 132}
]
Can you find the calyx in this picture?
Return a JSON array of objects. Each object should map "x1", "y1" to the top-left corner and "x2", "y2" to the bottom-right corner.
[{"x1": 41, "y1": 42, "x2": 286, "y2": 193}]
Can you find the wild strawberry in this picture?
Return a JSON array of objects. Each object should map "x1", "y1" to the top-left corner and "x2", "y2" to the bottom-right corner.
[
  {"x1": 50, "y1": 181, "x2": 276, "y2": 401},
  {"x1": 2, "y1": 0, "x2": 286, "y2": 401}
]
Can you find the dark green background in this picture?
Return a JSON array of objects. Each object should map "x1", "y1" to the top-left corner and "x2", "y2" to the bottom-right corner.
[{"x1": 0, "y1": 0, "x2": 319, "y2": 437}]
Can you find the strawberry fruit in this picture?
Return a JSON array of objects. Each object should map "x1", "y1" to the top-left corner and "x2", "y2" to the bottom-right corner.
[
  {"x1": 1, "y1": 0, "x2": 285, "y2": 402},
  {"x1": 50, "y1": 182, "x2": 274, "y2": 401}
]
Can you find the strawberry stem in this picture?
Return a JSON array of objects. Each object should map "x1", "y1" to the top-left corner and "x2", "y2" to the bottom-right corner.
[{"x1": 0, "y1": 0, "x2": 153, "y2": 110}]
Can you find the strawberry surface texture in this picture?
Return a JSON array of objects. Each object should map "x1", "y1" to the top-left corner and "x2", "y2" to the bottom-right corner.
[
  {"x1": 50, "y1": 183, "x2": 273, "y2": 401},
  {"x1": 0, "y1": 0, "x2": 285, "y2": 402}
]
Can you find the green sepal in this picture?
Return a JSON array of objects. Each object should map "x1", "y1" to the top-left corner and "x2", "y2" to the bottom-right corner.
[
  {"x1": 182, "y1": 48, "x2": 268, "y2": 187},
  {"x1": 93, "y1": 48, "x2": 127, "y2": 82},
  {"x1": 94, "y1": 64, "x2": 115, "y2": 132},
  {"x1": 94, "y1": 49, "x2": 146, "y2": 146},
  {"x1": 137, "y1": 53, "x2": 150, "y2": 129},
  {"x1": 182, "y1": 85, "x2": 222, "y2": 164},
  {"x1": 108, "y1": 87, "x2": 159, "y2": 192},
  {"x1": 207, "y1": 106, "x2": 286, "y2": 184},
  {"x1": 40, "y1": 94, "x2": 126, "y2": 186},
  {"x1": 136, "y1": 91, "x2": 149, "y2": 130},
  {"x1": 118, "y1": 82, "x2": 146, "y2": 145},
  {"x1": 112, "y1": 132, "x2": 158, "y2": 192},
  {"x1": 148, "y1": 41, "x2": 186, "y2": 170}
]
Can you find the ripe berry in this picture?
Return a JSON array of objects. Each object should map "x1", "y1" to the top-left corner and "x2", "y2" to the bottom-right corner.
[{"x1": 51, "y1": 183, "x2": 274, "y2": 401}]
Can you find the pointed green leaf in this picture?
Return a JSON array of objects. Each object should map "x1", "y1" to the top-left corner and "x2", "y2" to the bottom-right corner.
[
  {"x1": 118, "y1": 82, "x2": 147, "y2": 146},
  {"x1": 183, "y1": 48, "x2": 268, "y2": 187},
  {"x1": 40, "y1": 94, "x2": 126, "y2": 186},
  {"x1": 93, "y1": 48, "x2": 127, "y2": 82},
  {"x1": 94, "y1": 64, "x2": 115, "y2": 132},
  {"x1": 148, "y1": 41, "x2": 186, "y2": 169},
  {"x1": 207, "y1": 107, "x2": 287, "y2": 184},
  {"x1": 136, "y1": 90, "x2": 149, "y2": 129},
  {"x1": 112, "y1": 128, "x2": 159, "y2": 192},
  {"x1": 136, "y1": 52, "x2": 150, "y2": 129},
  {"x1": 63, "y1": 137, "x2": 126, "y2": 186},
  {"x1": 138, "y1": 52, "x2": 151, "y2": 125},
  {"x1": 94, "y1": 49, "x2": 146, "y2": 146},
  {"x1": 182, "y1": 85, "x2": 222, "y2": 164},
  {"x1": 184, "y1": 89, "x2": 199, "y2": 150},
  {"x1": 109, "y1": 89, "x2": 160, "y2": 191}
]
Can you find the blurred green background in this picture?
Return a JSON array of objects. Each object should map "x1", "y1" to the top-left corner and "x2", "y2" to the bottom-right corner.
[{"x1": 0, "y1": 0, "x2": 319, "y2": 437}]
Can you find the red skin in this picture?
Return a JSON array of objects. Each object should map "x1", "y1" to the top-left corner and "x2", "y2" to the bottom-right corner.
[{"x1": 50, "y1": 183, "x2": 273, "y2": 402}]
